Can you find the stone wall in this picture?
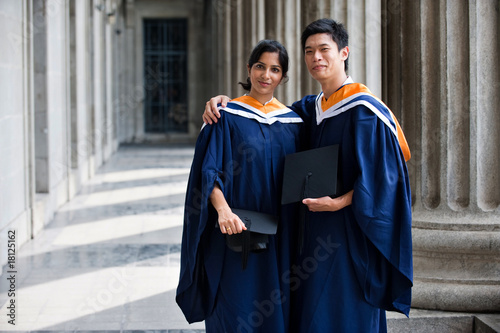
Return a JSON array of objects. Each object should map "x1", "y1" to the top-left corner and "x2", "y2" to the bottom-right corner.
[{"x1": 0, "y1": 1, "x2": 32, "y2": 262}]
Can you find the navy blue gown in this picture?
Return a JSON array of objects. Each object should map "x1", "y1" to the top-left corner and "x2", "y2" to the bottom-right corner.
[
  {"x1": 176, "y1": 96, "x2": 303, "y2": 333},
  {"x1": 289, "y1": 80, "x2": 413, "y2": 333}
]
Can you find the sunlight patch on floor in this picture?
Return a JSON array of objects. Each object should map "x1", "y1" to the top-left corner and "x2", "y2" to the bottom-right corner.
[
  {"x1": 100, "y1": 168, "x2": 190, "y2": 183},
  {"x1": 51, "y1": 214, "x2": 183, "y2": 246},
  {"x1": 82, "y1": 182, "x2": 187, "y2": 208}
]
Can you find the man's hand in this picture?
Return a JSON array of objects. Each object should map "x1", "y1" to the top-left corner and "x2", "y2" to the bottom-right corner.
[
  {"x1": 202, "y1": 95, "x2": 231, "y2": 124},
  {"x1": 302, "y1": 190, "x2": 354, "y2": 212}
]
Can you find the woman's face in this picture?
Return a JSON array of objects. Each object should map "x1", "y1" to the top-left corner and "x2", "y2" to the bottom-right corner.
[{"x1": 247, "y1": 52, "x2": 283, "y2": 104}]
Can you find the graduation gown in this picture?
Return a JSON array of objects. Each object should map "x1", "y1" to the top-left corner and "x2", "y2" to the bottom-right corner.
[
  {"x1": 289, "y1": 80, "x2": 413, "y2": 333},
  {"x1": 176, "y1": 96, "x2": 303, "y2": 333}
]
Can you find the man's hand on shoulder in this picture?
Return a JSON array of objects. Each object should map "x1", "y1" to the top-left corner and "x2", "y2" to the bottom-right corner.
[{"x1": 203, "y1": 95, "x2": 232, "y2": 124}]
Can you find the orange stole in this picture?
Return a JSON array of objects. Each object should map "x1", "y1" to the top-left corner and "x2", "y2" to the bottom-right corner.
[
  {"x1": 321, "y1": 84, "x2": 411, "y2": 162},
  {"x1": 231, "y1": 96, "x2": 287, "y2": 114}
]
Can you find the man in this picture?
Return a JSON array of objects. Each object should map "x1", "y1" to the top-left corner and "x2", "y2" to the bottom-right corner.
[{"x1": 203, "y1": 19, "x2": 412, "y2": 332}]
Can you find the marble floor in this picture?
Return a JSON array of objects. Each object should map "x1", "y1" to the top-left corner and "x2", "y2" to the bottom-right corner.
[{"x1": 0, "y1": 145, "x2": 205, "y2": 332}]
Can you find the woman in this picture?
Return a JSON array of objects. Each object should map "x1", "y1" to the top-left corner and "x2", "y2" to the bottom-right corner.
[{"x1": 176, "y1": 40, "x2": 303, "y2": 332}]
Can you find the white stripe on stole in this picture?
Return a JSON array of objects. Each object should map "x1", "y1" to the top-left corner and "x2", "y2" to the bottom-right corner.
[
  {"x1": 221, "y1": 106, "x2": 303, "y2": 125},
  {"x1": 315, "y1": 92, "x2": 398, "y2": 138},
  {"x1": 200, "y1": 103, "x2": 302, "y2": 132},
  {"x1": 229, "y1": 101, "x2": 294, "y2": 118}
]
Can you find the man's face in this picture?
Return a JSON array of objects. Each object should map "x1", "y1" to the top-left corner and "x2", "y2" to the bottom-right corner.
[{"x1": 304, "y1": 33, "x2": 349, "y2": 84}]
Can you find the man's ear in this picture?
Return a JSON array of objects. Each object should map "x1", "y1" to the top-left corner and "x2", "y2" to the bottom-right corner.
[{"x1": 341, "y1": 46, "x2": 349, "y2": 61}]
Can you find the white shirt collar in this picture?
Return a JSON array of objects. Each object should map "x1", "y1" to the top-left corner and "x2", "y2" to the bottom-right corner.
[{"x1": 342, "y1": 76, "x2": 354, "y2": 86}]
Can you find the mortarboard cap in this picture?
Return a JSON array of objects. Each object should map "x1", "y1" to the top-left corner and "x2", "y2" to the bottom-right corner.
[
  {"x1": 231, "y1": 208, "x2": 278, "y2": 235},
  {"x1": 222, "y1": 209, "x2": 278, "y2": 269},
  {"x1": 281, "y1": 145, "x2": 339, "y2": 205}
]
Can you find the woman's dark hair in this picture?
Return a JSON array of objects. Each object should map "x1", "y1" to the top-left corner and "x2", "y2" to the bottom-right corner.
[
  {"x1": 239, "y1": 39, "x2": 289, "y2": 91},
  {"x1": 301, "y1": 18, "x2": 349, "y2": 71}
]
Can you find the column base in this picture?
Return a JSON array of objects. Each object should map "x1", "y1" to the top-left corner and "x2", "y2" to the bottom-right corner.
[
  {"x1": 412, "y1": 279, "x2": 500, "y2": 312},
  {"x1": 412, "y1": 214, "x2": 500, "y2": 312}
]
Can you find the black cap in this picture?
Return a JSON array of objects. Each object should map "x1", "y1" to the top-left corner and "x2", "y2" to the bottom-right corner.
[
  {"x1": 224, "y1": 209, "x2": 278, "y2": 269},
  {"x1": 281, "y1": 145, "x2": 339, "y2": 205},
  {"x1": 231, "y1": 208, "x2": 278, "y2": 234}
]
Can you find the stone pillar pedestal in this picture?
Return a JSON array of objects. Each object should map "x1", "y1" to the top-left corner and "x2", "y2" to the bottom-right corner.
[
  {"x1": 383, "y1": 0, "x2": 500, "y2": 311},
  {"x1": 412, "y1": 212, "x2": 500, "y2": 311}
]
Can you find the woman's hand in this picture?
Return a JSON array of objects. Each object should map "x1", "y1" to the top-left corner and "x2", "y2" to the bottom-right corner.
[
  {"x1": 302, "y1": 190, "x2": 354, "y2": 212},
  {"x1": 209, "y1": 183, "x2": 247, "y2": 234},
  {"x1": 216, "y1": 207, "x2": 247, "y2": 235},
  {"x1": 202, "y1": 95, "x2": 232, "y2": 124}
]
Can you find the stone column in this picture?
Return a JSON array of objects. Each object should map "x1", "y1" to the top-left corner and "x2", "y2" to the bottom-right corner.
[
  {"x1": 383, "y1": 0, "x2": 500, "y2": 311},
  {"x1": 105, "y1": 8, "x2": 114, "y2": 159},
  {"x1": 219, "y1": 0, "x2": 235, "y2": 96},
  {"x1": 229, "y1": 0, "x2": 244, "y2": 98},
  {"x1": 33, "y1": 0, "x2": 49, "y2": 194},
  {"x1": 92, "y1": 1, "x2": 105, "y2": 168},
  {"x1": 74, "y1": 0, "x2": 91, "y2": 183},
  {"x1": 268, "y1": 0, "x2": 301, "y2": 105},
  {"x1": 212, "y1": 0, "x2": 382, "y2": 104},
  {"x1": 45, "y1": 0, "x2": 69, "y2": 199}
]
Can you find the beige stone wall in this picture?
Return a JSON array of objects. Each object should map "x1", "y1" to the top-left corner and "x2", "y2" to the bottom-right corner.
[{"x1": 0, "y1": 0, "x2": 33, "y2": 263}]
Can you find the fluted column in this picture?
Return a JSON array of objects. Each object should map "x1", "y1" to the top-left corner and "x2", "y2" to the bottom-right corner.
[
  {"x1": 384, "y1": 0, "x2": 500, "y2": 311},
  {"x1": 273, "y1": 0, "x2": 301, "y2": 105},
  {"x1": 214, "y1": 0, "x2": 381, "y2": 104},
  {"x1": 92, "y1": 2, "x2": 105, "y2": 167},
  {"x1": 219, "y1": 0, "x2": 233, "y2": 96},
  {"x1": 420, "y1": 0, "x2": 442, "y2": 210},
  {"x1": 476, "y1": 0, "x2": 500, "y2": 212}
]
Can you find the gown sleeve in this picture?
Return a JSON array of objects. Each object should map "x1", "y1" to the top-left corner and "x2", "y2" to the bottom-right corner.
[
  {"x1": 290, "y1": 95, "x2": 316, "y2": 125},
  {"x1": 290, "y1": 95, "x2": 316, "y2": 151},
  {"x1": 176, "y1": 116, "x2": 229, "y2": 323},
  {"x1": 349, "y1": 106, "x2": 413, "y2": 316}
]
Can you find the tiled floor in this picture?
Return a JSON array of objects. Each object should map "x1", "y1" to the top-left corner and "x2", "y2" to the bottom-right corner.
[{"x1": 0, "y1": 145, "x2": 205, "y2": 332}]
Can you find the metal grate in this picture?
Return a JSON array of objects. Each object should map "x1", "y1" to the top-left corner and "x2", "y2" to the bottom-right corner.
[{"x1": 143, "y1": 18, "x2": 188, "y2": 133}]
